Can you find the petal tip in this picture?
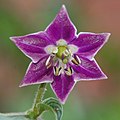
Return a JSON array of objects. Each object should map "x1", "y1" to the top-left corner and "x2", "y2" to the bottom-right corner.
[
  {"x1": 102, "y1": 74, "x2": 108, "y2": 79},
  {"x1": 97, "y1": 73, "x2": 108, "y2": 80},
  {"x1": 9, "y1": 36, "x2": 17, "y2": 43},
  {"x1": 61, "y1": 4, "x2": 66, "y2": 10},
  {"x1": 104, "y1": 32, "x2": 111, "y2": 36},
  {"x1": 56, "y1": 95, "x2": 67, "y2": 104},
  {"x1": 50, "y1": 83, "x2": 67, "y2": 104},
  {"x1": 59, "y1": 99, "x2": 66, "y2": 104},
  {"x1": 19, "y1": 81, "x2": 31, "y2": 87},
  {"x1": 103, "y1": 33, "x2": 111, "y2": 39},
  {"x1": 19, "y1": 83, "x2": 26, "y2": 87},
  {"x1": 50, "y1": 77, "x2": 75, "y2": 104},
  {"x1": 60, "y1": 4, "x2": 67, "y2": 14},
  {"x1": 101, "y1": 33, "x2": 111, "y2": 43}
]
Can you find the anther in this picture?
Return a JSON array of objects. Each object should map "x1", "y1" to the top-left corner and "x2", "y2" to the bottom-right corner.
[
  {"x1": 54, "y1": 66, "x2": 62, "y2": 76},
  {"x1": 64, "y1": 67, "x2": 73, "y2": 76},
  {"x1": 63, "y1": 49, "x2": 69, "y2": 56},
  {"x1": 71, "y1": 55, "x2": 81, "y2": 65},
  {"x1": 45, "y1": 56, "x2": 52, "y2": 69}
]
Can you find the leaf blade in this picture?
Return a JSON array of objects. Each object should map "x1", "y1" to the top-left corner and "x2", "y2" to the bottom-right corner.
[
  {"x1": 0, "y1": 113, "x2": 28, "y2": 120},
  {"x1": 41, "y1": 97, "x2": 63, "y2": 120}
]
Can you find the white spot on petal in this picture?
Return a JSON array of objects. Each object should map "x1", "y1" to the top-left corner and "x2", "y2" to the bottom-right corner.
[
  {"x1": 44, "y1": 45, "x2": 58, "y2": 54},
  {"x1": 68, "y1": 44, "x2": 78, "y2": 54},
  {"x1": 52, "y1": 47, "x2": 58, "y2": 54},
  {"x1": 56, "y1": 39, "x2": 67, "y2": 46}
]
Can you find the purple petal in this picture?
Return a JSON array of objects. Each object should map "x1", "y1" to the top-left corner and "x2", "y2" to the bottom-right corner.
[
  {"x1": 46, "y1": 5, "x2": 77, "y2": 43},
  {"x1": 51, "y1": 74, "x2": 75, "y2": 104},
  {"x1": 70, "y1": 56, "x2": 107, "y2": 81},
  {"x1": 20, "y1": 56, "x2": 53, "y2": 87},
  {"x1": 70, "y1": 32, "x2": 110, "y2": 59},
  {"x1": 10, "y1": 32, "x2": 54, "y2": 63}
]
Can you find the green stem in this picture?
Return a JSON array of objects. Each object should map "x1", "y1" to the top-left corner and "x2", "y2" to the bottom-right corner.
[
  {"x1": 33, "y1": 83, "x2": 47, "y2": 110},
  {"x1": 27, "y1": 83, "x2": 47, "y2": 119}
]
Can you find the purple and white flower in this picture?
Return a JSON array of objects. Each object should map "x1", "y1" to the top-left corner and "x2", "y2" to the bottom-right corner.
[{"x1": 10, "y1": 5, "x2": 110, "y2": 104}]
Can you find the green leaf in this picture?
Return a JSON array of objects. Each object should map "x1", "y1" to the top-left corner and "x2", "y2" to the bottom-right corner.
[
  {"x1": 37, "y1": 97, "x2": 63, "y2": 120},
  {"x1": 0, "y1": 113, "x2": 42, "y2": 120},
  {"x1": 0, "y1": 113, "x2": 28, "y2": 120}
]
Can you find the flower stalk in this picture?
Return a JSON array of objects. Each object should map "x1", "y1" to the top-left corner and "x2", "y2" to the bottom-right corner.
[
  {"x1": 27, "y1": 83, "x2": 47, "y2": 119},
  {"x1": 33, "y1": 83, "x2": 47, "y2": 110}
]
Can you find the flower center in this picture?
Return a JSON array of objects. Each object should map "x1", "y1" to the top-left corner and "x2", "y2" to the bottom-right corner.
[
  {"x1": 56, "y1": 46, "x2": 67, "y2": 58},
  {"x1": 56, "y1": 45, "x2": 71, "y2": 64},
  {"x1": 45, "y1": 39, "x2": 81, "y2": 76}
]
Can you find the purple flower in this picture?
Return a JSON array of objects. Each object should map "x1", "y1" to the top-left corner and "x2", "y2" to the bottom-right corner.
[{"x1": 10, "y1": 5, "x2": 110, "y2": 104}]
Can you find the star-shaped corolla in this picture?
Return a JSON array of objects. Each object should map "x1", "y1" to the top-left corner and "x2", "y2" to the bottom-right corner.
[{"x1": 10, "y1": 5, "x2": 110, "y2": 104}]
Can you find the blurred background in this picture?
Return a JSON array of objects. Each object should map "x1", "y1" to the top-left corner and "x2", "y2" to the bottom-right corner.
[{"x1": 0, "y1": 0, "x2": 120, "y2": 120}]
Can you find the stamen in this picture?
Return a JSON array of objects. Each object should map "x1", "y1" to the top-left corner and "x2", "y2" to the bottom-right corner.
[
  {"x1": 45, "y1": 56, "x2": 51, "y2": 66},
  {"x1": 54, "y1": 66, "x2": 62, "y2": 76},
  {"x1": 71, "y1": 55, "x2": 81, "y2": 65},
  {"x1": 45, "y1": 56, "x2": 53, "y2": 69},
  {"x1": 46, "y1": 63, "x2": 52, "y2": 69},
  {"x1": 63, "y1": 49, "x2": 69, "y2": 56},
  {"x1": 75, "y1": 55, "x2": 81, "y2": 64},
  {"x1": 69, "y1": 67, "x2": 73, "y2": 73},
  {"x1": 65, "y1": 67, "x2": 73, "y2": 76}
]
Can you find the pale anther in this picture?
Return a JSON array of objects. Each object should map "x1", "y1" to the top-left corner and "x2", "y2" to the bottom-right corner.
[
  {"x1": 72, "y1": 55, "x2": 81, "y2": 65},
  {"x1": 65, "y1": 67, "x2": 73, "y2": 76},
  {"x1": 45, "y1": 56, "x2": 53, "y2": 69},
  {"x1": 54, "y1": 66, "x2": 62, "y2": 76}
]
